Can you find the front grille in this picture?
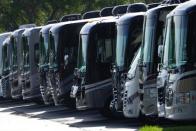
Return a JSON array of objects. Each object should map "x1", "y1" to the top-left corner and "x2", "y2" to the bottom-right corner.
[{"x1": 2, "y1": 78, "x2": 10, "y2": 98}]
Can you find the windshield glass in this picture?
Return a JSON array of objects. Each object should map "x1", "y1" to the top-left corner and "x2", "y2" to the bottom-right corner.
[
  {"x1": 116, "y1": 22, "x2": 143, "y2": 69},
  {"x1": 127, "y1": 48, "x2": 141, "y2": 78},
  {"x1": 49, "y1": 33, "x2": 57, "y2": 67},
  {"x1": 77, "y1": 34, "x2": 88, "y2": 71},
  {"x1": 22, "y1": 36, "x2": 29, "y2": 70},
  {"x1": 116, "y1": 25, "x2": 129, "y2": 67},
  {"x1": 40, "y1": 33, "x2": 49, "y2": 65},
  {"x1": 11, "y1": 37, "x2": 18, "y2": 71},
  {"x1": 87, "y1": 23, "x2": 116, "y2": 84},
  {"x1": 163, "y1": 16, "x2": 188, "y2": 68},
  {"x1": 143, "y1": 18, "x2": 156, "y2": 63},
  {"x1": 2, "y1": 44, "x2": 9, "y2": 71}
]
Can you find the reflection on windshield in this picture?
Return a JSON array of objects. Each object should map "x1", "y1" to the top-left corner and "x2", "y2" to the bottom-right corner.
[
  {"x1": 77, "y1": 35, "x2": 88, "y2": 71},
  {"x1": 163, "y1": 16, "x2": 188, "y2": 68},
  {"x1": 11, "y1": 37, "x2": 18, "y2": 71},
  {"x1": 2, "y1": 44, "x2": 8, "y2": 71},
  {"x1": 22, "y1": 36, "x2": 29, "y2": 69},
  {"x1": 116, "y1": 25, "x2": 128, "y2": 67},
  {"x1": 40, "y1": 33, "x2": 49, "y2": 65},
  {"x1": 49, "y1": 33, "x2": 56, "y2": 66},
  {"x1": 77, "y1": 35, "x2": 88, "y2": 68},
  {"x1": 116, "y1": 22, "x2": 142, "y2": 68},
  {"x1": 143, "y1": 18, "x2": 155, "y2": 63},
  {"x1": 127, "y1": 48, "x2": 141, "y2": 78}
]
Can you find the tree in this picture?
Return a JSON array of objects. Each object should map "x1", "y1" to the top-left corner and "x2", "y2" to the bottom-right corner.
[{"x1": 0, "y1": 0, "x2": 163, "y2": 33}]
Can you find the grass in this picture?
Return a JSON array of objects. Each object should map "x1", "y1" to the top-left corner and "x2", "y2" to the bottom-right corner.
[{"x1": 140, "y1": 125, "x2": 196, "y2": 131}]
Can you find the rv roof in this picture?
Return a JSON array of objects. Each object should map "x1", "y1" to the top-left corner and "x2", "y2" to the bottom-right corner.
[
  {"x1": 117, "y1": 12, "x2": 146, "y2": 25},
  {"x1": 3, "y1": 37, "x2": 11, "y2": 46},
  {"x1": 167, "y1": 0, "x2": 196, "y2": 16},
  {"x1": 146, "y1": 4, "x2": 177, "y2": 18},
  {"x1": 19, "y1": 24, "x2": 36, "y2": 29},
  {"x1": 80, "y1": 16, "x2": 117, "y2": 35},
  {"x1": 11, "y1": 29, "x2": 26, "y2": 37},
  {"x1": 40, "y1": 24, "x2": 56, "y2": 34},
  {"x1": 50, "y1": 16, "x2": 113, "y2": 34},
  {"x1": 23, "y1": 26, "x2": 43, "y2": 37},
  {"x1": 0, "y1": 32, "x2": 11, "y2": 37}
]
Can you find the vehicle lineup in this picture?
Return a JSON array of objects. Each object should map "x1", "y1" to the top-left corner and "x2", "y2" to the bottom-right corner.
[{"x1": 0, "y1": 0, "x2": 196, "y2": 127}]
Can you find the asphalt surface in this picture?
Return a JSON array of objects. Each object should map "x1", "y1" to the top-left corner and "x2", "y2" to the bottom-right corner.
[
  {"x1": 0, "y1": 99, "x2": 195, "y2": 131},
  {"x1": 0, "y1": 99, "x2": 140, "y2": 131}
]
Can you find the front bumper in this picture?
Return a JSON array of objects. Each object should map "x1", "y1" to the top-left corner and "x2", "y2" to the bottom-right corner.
[
  {"x1": 22, "y1": 85, "x2": 42, "y2": 100},
  {"x1": 166, "y1": 104, "x2": 196, "y2": 120},
  {"x1": 11, "y1": 77, "x2": 23, "y2": 99},
  {"x1": 76, "y1": 79, "x2": 113, "y2": 110}
]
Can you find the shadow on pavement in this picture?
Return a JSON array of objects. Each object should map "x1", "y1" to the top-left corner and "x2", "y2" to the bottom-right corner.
[{"x1": 1, "y1": 100, "x2": 196, "y2": 130}]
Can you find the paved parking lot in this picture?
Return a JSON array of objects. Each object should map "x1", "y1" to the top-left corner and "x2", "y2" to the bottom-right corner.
[
  {"x1": 0, "y1": 99, "x2": 195, "y2": 131},
  {"x1": 0, "y1": 100, "x2": 139, "y2": 131}
]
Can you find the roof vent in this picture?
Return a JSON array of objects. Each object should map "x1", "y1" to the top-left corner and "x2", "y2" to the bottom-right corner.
[
  {"x1": 112, "y1": 5, "x2": 128, "y2": 16},
  {"x1": 19, "y1": 24, "x2": 36, "y2": 29},
  {"x1": 60, "y1": 14, "x2": 81, "y2": 22},
  {"x1": 127, "y1": 3, "x2": 147, "y2": 13},
  {"x1": 82, "y1": 11, "x2": 100, "y2": 19},
  {"x1": 47, "y1": 20, "x2": 58, "y2": 25},
  {"x1": 100, "y1": 7, "x2": 114, "y2": 17}
]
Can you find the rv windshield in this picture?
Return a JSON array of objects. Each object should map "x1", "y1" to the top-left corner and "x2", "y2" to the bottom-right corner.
[
  {"x1": 143, "y1": 18, "x2": 156, "y2": 63},
  {"x1": 163, "y1": 16, "x2": 189, "y2": 68},
  {"x1": 2, "y1": 44, "x2": 9, "y2": 72},
  {"x1": 116, "y1": 25, "x2": 129, "y2": 67},
  {"x1": 116, "y1": 22, "x2": 142, "y2": 68},
  {"x1": 22, "y1": 36, "x2": 29, "y2": 70},
  {"x1": 11, "y1": 37, "x2": 18, "y2": 71},
  {"x1": 40, "y1": 33, "x2": 49, "y2": 65},
  {"x1": 77, "y1": 34, "x2": 88, "y2": 71},
  {"x1": 49, "y1": 33, "x2": 57, "y2": 67},
  {"x1": 86, "y1": 23, "x2": 116, "y2": 84}
]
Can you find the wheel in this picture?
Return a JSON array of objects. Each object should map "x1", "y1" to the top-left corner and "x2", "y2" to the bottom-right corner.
[{"x1": 99, "y1": 96, "x2": 124, "y2": 119}]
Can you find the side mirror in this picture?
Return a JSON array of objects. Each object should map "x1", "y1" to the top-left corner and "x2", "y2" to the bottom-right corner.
[
  {"x1": 158, "y1": 45, "x2": 163, "y2": 58},
  {"x1": 64, "y1": 54, "x2": 69, "y2": 66}
]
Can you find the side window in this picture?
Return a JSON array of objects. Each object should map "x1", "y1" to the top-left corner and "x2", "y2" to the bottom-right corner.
[
  {"x1": 34, "y1": 43, "x2": 39, "y2": 65},
  {"x1": 96, "y1": 38, "x2": 113, "y2": 63}
]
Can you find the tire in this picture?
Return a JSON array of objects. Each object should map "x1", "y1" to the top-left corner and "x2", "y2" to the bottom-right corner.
[{"x1": 99, "y1": 96, "x2": 124, "y2": 119}]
